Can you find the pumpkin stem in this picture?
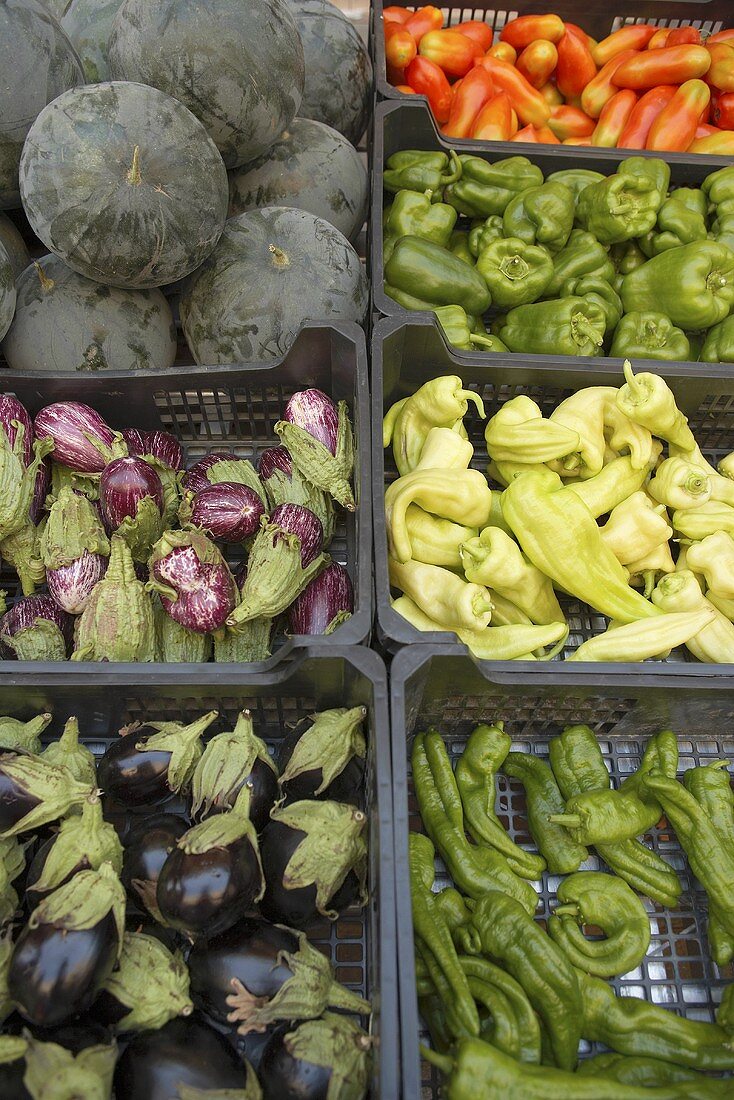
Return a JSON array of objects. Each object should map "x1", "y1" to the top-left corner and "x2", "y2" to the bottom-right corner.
[
  {"x1": 127, "y1": 146, "x2": 142, "y2": 186},
  {"x1": 269, "y1": 244, "x2": 290, "y2": 269},
  {"x1": 34, "y1": 262, "x2": 55, "y2": 293}
]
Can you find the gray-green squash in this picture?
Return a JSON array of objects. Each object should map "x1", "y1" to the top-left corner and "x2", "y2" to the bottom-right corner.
[
  {"x1": 108, "y1": 0, "x2": 305, "y2": 169},
  {"x1": 0, "y1": 215, "x2": 30, "y2": 281},
  {"x1": 0, "y1": 0, "x2": 84, "y2": 210},
  {"x1": 0, "y1": 243, "x2": 16, "y2": 342},
  {"x1": 61, "y1": 0, "x2": 124, "y2": 82},
  {"x1": 19, "y1": 81, "x2": 229, "y2": 290},
  {"x1": 287, "y1": 0, "x2": 372, "y2": 146},
  {"x1": 228, "y1": 118, "x2": 367, "y2": 244},
  {"x1": 2, "y1": 255, "x2": 177, "y2": 373},
  {"x1": 181, "y1": 206, "x2": 368, "y2": 364}
]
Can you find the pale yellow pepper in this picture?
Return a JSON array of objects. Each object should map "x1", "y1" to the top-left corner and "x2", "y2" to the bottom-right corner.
[
  {"x1": 566, "y1": 450, "x2": 661, "y2": 519},
  {"x1": 384, "y1": 376, "x2": 485, "y2": 475},
  {"x1": 485, "y1": 396, "x2": 579, "y2": 465},
  {"x1": 626, "y1": 541, "x2": 676, "y2": 598},
  {"x1": 648, "y1": 457, "x2": 711, "y2": 511},
  {"x1": 568, "y1": 608, "x2": 715, "y2": 662},
  {"x1": 404, "y1": 505, "x2": 477, "y2": 569},
  {"x1": 388, "y1": 557, "x2": 493, "y2": 633},
  {"x1": 460, "y1": 526, "x2": 563, "y2": 625},
  {"x1": 600, "y1": 492, "x2": 672, "y2": 567},
  {"x1": 672, "y1": 501, "x2": 734, "y2": 541},
  {"x1": 385, "y1": 468, "x2": 495, "y2": 563},
  {"x1": 414, "y1": 426, "x2": 473, "y2": 471},
  {"x1": 685, "y1": 532, "x2": 734, "y2": 600},
  {"x1": 652, "y1": 570, "x2": 734, "y2": 662}
]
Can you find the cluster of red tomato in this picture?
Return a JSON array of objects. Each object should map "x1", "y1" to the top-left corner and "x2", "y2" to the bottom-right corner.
[{"x1": 383, "y1": 8, "x2": 734, "y2": 153}]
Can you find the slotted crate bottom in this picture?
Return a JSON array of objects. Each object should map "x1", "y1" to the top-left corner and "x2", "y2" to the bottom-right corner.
[{"x1": 391, "y1": 650, "x2": 734, "y2": 1098}]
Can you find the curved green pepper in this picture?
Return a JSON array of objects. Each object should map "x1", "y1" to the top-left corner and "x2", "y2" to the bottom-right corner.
[
  {"x1": 577, "y1": 1052, "x2": 717, "y2": 1089},
  {"x1": 475, "y1": 237, "x2": 553, "y2": 308},
  {"x1": 385, "y1": 236, "x2": 492, "y2": 315},
  {"x1": 546, "y1": 168, "x2": 604, "y2": 206},
  {"x1": 444, "y1": 155, "x2": 543, "y2": 218},
  {"x1": 383, "y1": 149, "x2": 462, "y2": 195},
  {"x1": 701, "y1": 314, "x2": 734, "y2": 363},
  {"x1": 499, "y1": 296, "x2": 606, "y2": 357},
  {"x1": 433, "y1": 305, "x2": 507, "y2": 352},
  {"x1": 467, "y1": 215, "x2": 503, "y2": 258},
  {"x1": 684, "y1": 759, "x2": 734, "y2": 966},
  {"x1": 611, "y1": 312, "x2": 691, "y2": 362},
  {"x1": 620, "y1": 241, "x2": 734, "y2": 331},
  {"x1": 502, "y1": 181, "x2": 574, "y2": 253},
  {"x1": 502, "y1": 752, "x2": 587, "y2": 874},
  {"x1": 383, "y1": 190, "x2": 457, "y2": 263},
  {"x1": 544, "y1": 228, "x2": 616, "y2": 298},
  {"x1": 640, "y1": 188, "x2": 708, "y2": 257},
  {"x1": 611, "y1": 239, "x2": 647, "y2": 275},
  {"x1": 548, "y1": 870, "x2": 650, "y2": 978},
  {"x1": 566, "y1": 275, "x2": 622, "y2": 334}
]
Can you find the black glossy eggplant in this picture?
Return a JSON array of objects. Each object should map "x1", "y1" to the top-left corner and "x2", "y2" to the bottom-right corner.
[
  {"x1": 121, "y1": 812, "x2": 189, "y2": 918},
  {"x1": 94, "y1": 931, "x2": 192, "y2": 1033},
  {"x1": 96, "y1": 711, "x2": 218, "y2": 807},
  {"x1": 0, "y1": 754, "x2": 94, "y2": 837},
  {"x1": 8, "y1": 864, "x2": 125, "y2": 1027},
  {"x1": 156, "y1": 802, "x2": 263, "y2": 938},
  {"x1": 190, "y1": 710, "x2": 278, "y2": 830},
  {"x1": 113, "y1": 1016, "x2": 246, "y2": 1100},
  {"x1": 28, "y1": 1019, "x2": 113, "y2": 1054},
  {"x1": 259, "y1": 801, "x2": 367, "y2": 928},
  {"x1": 187, "y1": 918, "x2": 369, "y2": 1035},
  {"x1": 259, "y1": 1014, "x2": 371, "y2": 1100},
  {"x1": 0, "y1": 1036, "x2": 29, "y2": 1100},
  {"x1": 277, "y1": 706, "x2": 366, "y2": 804}
]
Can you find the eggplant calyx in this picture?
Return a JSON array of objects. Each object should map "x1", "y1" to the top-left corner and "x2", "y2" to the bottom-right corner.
[
  {"x1": 0, "y1": 1034, "x2": 26, "y2": 1065},
  {"x1": 227, "y1": 521, "x2": 329, "y2": 627},
  {"x1": 2, "y1": 614, "x2": 66, "y2": 661},
  {"x1": 205, "y1": 457, "x2": 266, "y2": 505},
  {"x1": 0, "y1": 755, "x2": 95, "y2": 838},
  {"x1": 0, "y1": 712, "x2": 52, "y2": 755},
  {"x1": 0, "y1": 933, "x2": 14, "y2": 1022},
  {"x1": 102, "y1": 931, "x2": 193, "y2": 1032},
  {"x1": 39, "y1": 486, "x2": 110, "y2": 571},
  {"x1": 28, "y1": 862, "x2": 126, "y2": 959},
  {"x1": 274, "y1": 401, "x2": 356, "y2": 511},
  {"x1": 22, "y1": 1035, "x2": 117, "y2": 1100},
  {"x1": 29, "y1": 797, "x2": 123, "y2": 896},
  {"x1": 213, "y1": 619, "x2": 273, "y2": 663},
  {"x1": 41, "y1": 717, "x2": 97, "y2": 785},
  {"x1": 112, "y1": 495, "x2": 165, "y2": 564},
  {"x1": 263, "y1": 465, "x2": 336, "y2": 548},
  {"x1": 178, "y1": 802, "x2": 260, "y2": 860},
  {"x1": 190, "y1": 710, "x2": 276, "y2": 819},
  {"x1": 0, "y1": 886, "x2": 18, "y2": 928},
  {"x1": 0, "y1": 835, "x2": 25, "y2": 888},
  {"x1": 138, "y1": 710, "x2": 219, "y2": 795},
  {"x1": 280, "y1": 706, "x2": 367, "y2": 796},
  {"x1": 283, "y1": 1012, "x2": 371, "y2": 1099}
]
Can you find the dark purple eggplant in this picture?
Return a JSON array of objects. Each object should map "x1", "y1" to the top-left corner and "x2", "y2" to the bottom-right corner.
[
  {"x1": 269, "y1": 503, "x2": 323, "y2": 567},
  {"x1": 258, "y1": 445, "x2": 292, "y2": 481},
  {"x1": 8, "y1": 864, "x2": 125, "y2": 1027},
  {"x1": 47, "y1": 550, "x2": 107, "y2": 615},
  {"x1": 122, "y1": 429, "x2": 184, "y2": 472},
  {"x1": 96, "y1": 711, "x2": 218, "y2": 808},
  {"x1": 182, "y1": 452, "x2": 240, "y2": 495},
  {"x1": 288, "y1": 562, "x2": 354, "y2": 637},
  {"x1": 100, "y1": 456, "x2": 164, "y2": 529},
  {"x1": 190, "y1": 710, "x2": 278, "y2": 830},
  {"x1": 156, "y1": 809, "x2": 263, "y2": 938},
  {"x1": 0, "y1": 1037, "x2": 29, "y2": 1100},
  {"x1": 283, "y1": 390, "x2": 339, "y2": 454},
  {"x1": 259, "y1": 1015, "x2": 371, "y2": 1100},
  {"x1": 259, "y1": 801, "x2": 367, "y2": 928},
  {"x1": 121, "y1": 813, "x2": 189, "y2": 916},
  {"x1": 29, "y1": 1019, "x2": 113, "y2": 1053},
  {"x1": 33, "y1": 403, "x2": 124, "y2": 474},
  {"x1": 189, "y1": 481, "x2": 265, "y2": 543},
  {"x1": 149, "y1": 530, "x2": 237, "y2": 634},
  {"x1": 0, "y1": 754, "x2": 93, "y2": 836},
  {"x1": 277, "y1": 707, "x2": 366, "y2": 805},
  {"x1": 0, "y1": 595, "x2": 73, "y2": 661},
  {"x1": 0, "y1": 395, "x2": 33, "y2": 466},
  {"x1": 113, "y1": 1016, "x2": 245, "y2": 1100}
]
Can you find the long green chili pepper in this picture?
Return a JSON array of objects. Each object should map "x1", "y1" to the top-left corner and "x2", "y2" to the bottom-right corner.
[
  {"x1": 578, "y1": 1051, "x2": 728, "y2": 1093},
  {"x1": 619, "y1": 729, "x2": 679, "y2": 827},
  {"x1": 470, "y1": 891, "x2": 582, "y2": 1071},
  {"x1": 502, "y1": 751, "x2": 587, "y2": 874},
  {"x1": 434, "y1": 888, "x2": 481, "y2": 955},
  {"x1": 684, "y1": 760, "x2": 734, "y2": 965},
  {"x1": 455, "y1": 724, "x2": 546, "y2": 880},
  {"x1": 548, "y1": 871, "x2": 651, "y2": 978},
  {"x1": 418, "y1": 994, "x2": 452, "y2": 1054},
  {"x1": 412, "y1": 733, "x2": 538, "y2": 913}
]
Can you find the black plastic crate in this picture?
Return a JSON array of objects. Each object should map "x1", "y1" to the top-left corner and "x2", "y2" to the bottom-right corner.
[
  {"x1": 0, "y1": 645, "x2": 397, "y2": 1097},
  {"x1": 372, "y1": 314, "x2": 734, "y2": 665},
  {"x1": 0, "y1": 321, "x2": 372, "y2": 669},
  {"x1": 372, "y1": 100, "x2": 734, "y2": 328},
  {"x1": 390, "y1": 644, "x2": 734, "y2": 1099}
]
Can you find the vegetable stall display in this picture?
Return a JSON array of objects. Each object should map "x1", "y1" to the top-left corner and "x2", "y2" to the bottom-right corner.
[
  {"x1": 409, "y1": 722, "x2": 734, "y2": 1094},
  {"x1": 0, "y1": 703, "x2": 371, "y2": 1099},
  {"x1": 381, "y1": 8, "x2": 734, "y2": 154},
  {"x1": 385, "y1": 363, "x2": 734, "y2": 663},
  {"x1": 381, "y1": 153, "x2": 734, "y2": 363},
  {"x1": 0, "y1": 388, "x2": 356, "y2": 662}
]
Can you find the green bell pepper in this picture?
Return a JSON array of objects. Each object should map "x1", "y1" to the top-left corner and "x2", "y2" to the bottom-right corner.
[
  {"x1": 444, "y1": 155, "x2": 543, "y2": 218},
  {"x1": 499, "y1": 296, "x2": 606, "y2": 357},
  {"x1": 385, "y1": 236, "x2": 492, "y2": 315},
  {"x1": 502, "y1": 181, "x2": 574, "y2": 253},
  {"x1": 384, "y1": 284, "x2": 438, "y2": 311},
  {"x1": 577, "y1": 172, "x2": 666, "y2": 246},
  {"x1": 610, "y1": 240, "x2": 647, "y2": 275},
  {"x1": 546, "y1": 168, "x2": 605, "y2": 206},
  {"x1": 619, "y1": 155, "x2": 670, "y2": 197},
  {"x1": 384, "y1": 190, "x2": 457, "y2": 255},
  {"x1": 449, "y1": 230, "x2": 474, "y2": 266},
  {"x1": 383, "y1": 149, "x2": 461, "y2": 195},
  {"x1": 640, "y1": 188, "x2": 708, "y2": 257},
  {"x1": 475, "y1": 237, "x2": 553, "y2": 309},
  {"x1": 564, "y1": 274, "x2": 622, "y2": 335},
  {"x1": 702, "y1": 164, "x2": 734, "y2": 208},
  {"x1": 433, "y1": 305, "x2": 508, "y2": 352},
  {"x1": 701, "y1": 314, "x2": 734, "y2": 363},
  {"x1": 611, "y1": 312, "x2": 691, "y2": 362},
  {"x1": 621, "y1": 241, "x2": 734, "y2": 330},
  {"x1": 468, "y1": 215, "x2": 503, "y2": 258},
  {"x1": 544, "y1": 229, "x2": 616, "y2": 298}
]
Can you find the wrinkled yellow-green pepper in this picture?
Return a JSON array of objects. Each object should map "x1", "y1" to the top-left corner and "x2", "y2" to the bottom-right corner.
[
  {"x1": 384, "y1": 376, "x2": 485, "y2": 475},
  {"x1": 672, "y1": 501, "x2": 734, "y2": 541},
  {"x1": 385, "y1": 468, "x2": 495, "y2": 563},
  {"x1": 485, "y1": 396, "x2": 579, "y2": 465},
  {"x1": 600, "y1": 492, "x2": 672, "y2": 567},
  {"x1": 626, "y1": 540, "x2": 676, "y2": 597},
  {"x1": 460, "y1": 526, "x2": 563, "y2": 625},
  {"x1": 567, "y1": 453, "x2": 661, "y2": 519},
  {"x1": 685, "y1": 532, "x2": 734, "y2": 600},
  {"x1": 388, "y1": 557, "x2": 493, "y2": 633},
  {"x1": 404, "y1": 505, "x2": 477, "y2": 570},
  {"x1": 487, "y1": 457, "x2": 550, "y2": 487},
  {"x1": 615, "y1": 361, "x2": 696, "y2": 451},
  {"x1": 653, "y1": 570, "x2": 734, "y2": 663},
  {"x1": 549, "y1": 388, "x2": 617, "y2": 479},
  {"x1": 414, "y1": 426, "x2": 474, "y2": 471},
  {"x1": 671, "y1": 442, "x2": 734, "y2": 509},
  {"x1": 569, "y1": 608, "x2": 716, "y2": 663},
  {"x1": 648, "y1": 456, "x2": 711, "y2": 511}
]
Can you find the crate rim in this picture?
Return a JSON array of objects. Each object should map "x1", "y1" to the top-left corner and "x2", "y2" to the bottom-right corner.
[{"x1": 389, "y1": 641, "x2": 734, "y2": 1100}]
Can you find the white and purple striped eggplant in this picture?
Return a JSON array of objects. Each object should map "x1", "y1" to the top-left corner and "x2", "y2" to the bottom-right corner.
[
  {"x1": 269, "y1": 504, "x2": 323, "y2": 567},
  {"x1": 47, "y1": 550, "x2": 107, "y2": 615},
  {"x1": 275, "y1": 392, "x2": 356, "y2": 511},
  {"x1": 282, "y1": 389, "x2": 339, "y2": 454},
  {"x1": 288, "y1": 562, "x2": 353, "y2": 636},
  {"x1": 0, "y1": 595, "x2": 73, "y2": 661},
  {"x1": 181, "y1": 452, "x2": 240, "y2": 495},
  {"x1": 183, "y1": 452, "x2": 265, "y2": 506},
  {"x1": 34, "y1": 403, "x2": 126, "y2": 473},
  {"x1": 149, "y1": 530, "x2": 238, "y2": 635},
  {"x1": 122, "y1": 429, "x2": 183, "y2": 472},
  {"x1": 189, "y1": 482, "x2": 265, "y2": 543},
  {"x1": 101, "y1": 458, "x2": 165, "y2": 530},
  {"x1": 0, "y1": 395, "x2": 33, "y2": 466},
  {"x1": 258, "y1": 446, "x2": 292, "y2": 482},
  {"x1": 258, "y1": 446, "x2": 336, "y2": 548}
]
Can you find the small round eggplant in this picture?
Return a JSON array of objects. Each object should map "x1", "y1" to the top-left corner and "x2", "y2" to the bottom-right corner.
[
  {"x1": 121, "y1": 813, "x2": 190, "y2": 907},
  {"x1": 122, "y1": 428, "x2": 183, "y2": 472},
  {"x1": 34, "y1": 402, "x2": 120, "y2": 474},
  {"x1": 0, "y1": 753, "x2": 92, "y2": 836},
  {"x1": 283, "y1": 390, "x2": 339, "y2": 453},
  {"x1": 46, "y1": 550, "x2": 107, "y2": 615},
  {"x1": 113, "y1": 1016, "x2": 245, "y2": 1100},
  {"x1": 269, "y1": 503, "x2": 323, "y2": 567},
  {"x1": 277, "y1": 707, "x2": 366, "y2": 805},
  {"x1": 189, "y1": 481, "x2": 265, "y2": 543},
  {"x1": 181, "y1": 451, "x2": 240, "y2": 495},
  {"x1": 258, "y1": 1015, "x2": 371, "y2": 1100}
]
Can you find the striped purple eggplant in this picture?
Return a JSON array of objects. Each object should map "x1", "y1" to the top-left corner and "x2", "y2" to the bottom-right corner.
[
  {"x1": 150, "y1": 531, "x2": 237, "y2": 634},
  {"x1": 122, "y1": 429, "x2": 184, "y2": 472},
  {"x1": 34, "y1": 403, "x2": 122, "y2": 473},
  {"x1": 182, "y1": 452, "x2": 239, "y2": 495},
  {"x1": 190, "y1": 482, "x2": 265, "y2": 543},
  {"x1": 288, "y1": 562, "x2": 353, "y2": 636},
  {"x1": 0, "y1": 595, "x2": 73, "y2": 660},
  {"x1": 282, "y1": 389, "x2": 338, "y2": 454},
  {"x1": 47, "y1": 550, "x2": 107, "y2": 615},
  {"x1": 100, "y1": 458, "x2": 164, "y2": 530},
  {"x1": 258, "y1": 446, "x2": 292, "y2": 482},
  {"x1": 269, "y1": 504, "x2": 323, "y2": 566},
  {"x1": 0, "y1": 394, "x2": 33, "y2": 465}
]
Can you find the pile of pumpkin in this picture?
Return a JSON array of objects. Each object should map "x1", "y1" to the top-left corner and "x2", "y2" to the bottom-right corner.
[{"x1": 0, "y1": 0, "x2": 372, "y2": 371}]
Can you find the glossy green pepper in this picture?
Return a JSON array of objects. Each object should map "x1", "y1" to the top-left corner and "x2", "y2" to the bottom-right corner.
[
  {"x1": 499, "y1": 296, "x2": 606, "y2": 357},
  {"x1": 619, "y1": 155, "x2": 670, "y2": 197},
  {"x1": 565, "y1": 274, "x2": 622, "y2": 335},
  {"x1": 383, "y1": 149, "x2": 461, "y2": 195},
  {"x1": 548, "y1": 871, "x2": 651, "y2": 978},
  {"x1": 467, "y1": 215, "x2": 503, "y2": 257},
  {"x1": 611, "y1": 239, "x2": 647, "y2": 275},
  {"x1": 444, "y1": 155, "x2": 544, "y2": 218},
  {"x1": 383, "y1": 189, "x2": 457, "y2": 263},
  {"x1": 701, "y1": 314, "x2": 734, "y2": 362},
  {"x1": 702, "y1": 164, "x2": 734, "y2": 207},
  {"x1": 610, "y1": 312, "x2": 691, "y2": 362},
  {"x1": 621, "y1": 241, "x2": 734, "y2": 330},
  {"x1": 384, "y1": 284, "x2": 438, "y2": 311},
  {"x1": 544, "y1": 229, "x2": 615, "y2": 298},
  {"x1": 578, "y1": 1052, "x2": 720, "y2": 1090},
  {"x1": 433, "y1": 305, "x2": 507, "y2": 352},
  {"x1": 502, "y1": 752, "x2": 587, "y2": 874},
  {"x1": 385, "y1": 236, "x2": 491, "y2": 315},
  {"x1": 577, "y1": 172, "x2": 665, "y2": 245},
  {"x1": 684, "y1": 759, "x2": 734, "y2": 967},
  {"x1": 448, "y1": 230, "x2": 474, "y2": 265},
  {"x1": 546, "y1": 168, "x2": 604, "y2": 206},
  {"x1": 502, "y1": 180, "x2": 574, "y2": 252},
  {"x1": 475, "y1": 237, "x2": 553, "y2": 308},
  {"x1": 640, "y1": 188, "x2": 708, "y2": 257}
]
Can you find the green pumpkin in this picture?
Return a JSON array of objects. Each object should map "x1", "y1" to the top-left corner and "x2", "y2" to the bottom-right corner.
[
  {"x1": 0, "y1": 215, "x2": 30, "y2": 281},
  {"x1": 61, "y1": 0, "x2": 124, "y2": 82},
  {"x1": 181, "y1": 206, "x2": 368, "y2": 364},
  {"x1": 0, "y1": 244, "x2": 15, "y2": 343},
  {"x1": 0, "y1": 0, "x2": 83, "y2": 210},
  {"x1": 3, "y1": 254, "x2": 176, "y2": 373},
  {"x1": 19, "y1": 81, "x2": 229, "y2": 290},
  {"x1": 108, "y1": 0, "x2": 304, "y2": 169}
]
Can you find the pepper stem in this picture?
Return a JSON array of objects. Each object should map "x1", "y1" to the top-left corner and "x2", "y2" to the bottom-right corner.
[
  {"x1": 457, "y1": 388, "x2": 486, "y2": 418},
  {"x1": 420, "y1": 1046, "x2": 453, "y2": 1073},
  {"x1": 548, "y1": 813, "x2": 582, "y2": 829},
  {"x1": 471, "y1": 334, "x2": 501, "y2": 350},
  {"x1": 623, "y1": 359, "x2": 641, "y2": 396},
  {"x1": 553, "y1": 904, "x2": 580, "y2": 918},
  {"x1": 443, "y1": 150, "x2": 462, "y2": 187}
]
